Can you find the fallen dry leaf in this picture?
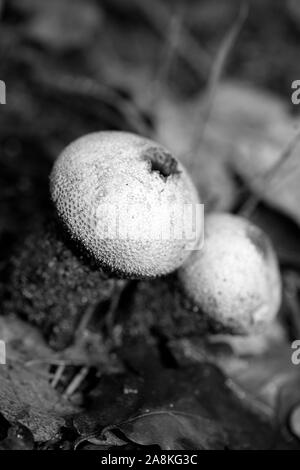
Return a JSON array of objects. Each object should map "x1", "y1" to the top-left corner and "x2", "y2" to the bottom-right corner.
[
  {"x1": 170, "y1": 320, "x2": 300, "y2": 426},
  {"x1": 74, "y1": 344, "x2": 294, "y2": 450},
  {"x1": 0, "y1": 315, "x2": 77, "y2": 442},
  {"x1": 90, "y1": 410, "x2": 227, "y2": 450},
  {"x1": 0, "y1": 362, "x2": 75, "y2": 441},
  {"x1": 207, "y1": 82, "x2": 300, "y2": 225}
]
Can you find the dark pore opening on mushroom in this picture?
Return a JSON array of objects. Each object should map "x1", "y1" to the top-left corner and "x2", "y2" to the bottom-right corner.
[{"x1": 143, "y1": 146, "x2": 179, "y2": 180}]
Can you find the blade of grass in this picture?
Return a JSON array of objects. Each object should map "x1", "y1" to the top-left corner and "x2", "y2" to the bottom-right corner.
[
  {"x1": 136, "y1": 0, "x2": 211, "y2": 81},
  {"x1": 148, "y1": 4, "x2": 185, "y2": 112},
  {"x1": 240, "y1": 127, "x2": 300, "y2": 218},
  {"x1": 191, "y1": 2, "x2": 249, "y2": 154},
  {"x1": 63, "y1": 366, "x2": 89, "y2": 398}
]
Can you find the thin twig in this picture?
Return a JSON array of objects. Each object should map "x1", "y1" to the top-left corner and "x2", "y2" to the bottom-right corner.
[
  {"x1": 51, "y1": 363, "x2": 66, "y2": 388},
  {"x1": 148, "y1": 5, "x2": 185, "y2": 112},
  {"x1": 74, "y1": 303, "x2": 96, "y2": 344},
  {"x1": 25, "y1": 358, "x2": 81, "y2": 367},
  {"x1": 191, "y1": 2, "x2": 249, "y2": 153},
  {"x1": 137, "y1": 0, "x2": 211, "y2": 80},
  {"x1": 63, "y1": 366, "x2": 89, "y2": 399},
  {"x1": 104, "y1": 282, "x2": 126, "y2": 336}
]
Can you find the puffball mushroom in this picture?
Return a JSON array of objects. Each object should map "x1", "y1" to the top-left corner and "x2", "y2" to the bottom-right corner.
[
  {"x1": 178, "y1": 213, "x2": 281, "y2": 335},
  {"x1": 50, "y1": 131, "x2": 201, "y2": 278}
]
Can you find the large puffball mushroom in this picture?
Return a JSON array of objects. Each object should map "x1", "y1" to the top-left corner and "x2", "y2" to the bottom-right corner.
[
  {"x1": 178, "y1": 213, "x2": 282, "y2": 335},
  {"x1": 50, "y1": 131, "x2": 201, "y2": 279}
]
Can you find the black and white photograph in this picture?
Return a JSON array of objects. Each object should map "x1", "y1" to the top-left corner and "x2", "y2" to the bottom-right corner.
[{"x1": 0, "y1": 0, "x2": 300, "y2": 454}]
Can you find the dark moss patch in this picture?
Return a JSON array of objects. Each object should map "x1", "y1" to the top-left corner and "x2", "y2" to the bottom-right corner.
[{"x1": 1, "y1": 218, "x2": 117, "y2": 350}]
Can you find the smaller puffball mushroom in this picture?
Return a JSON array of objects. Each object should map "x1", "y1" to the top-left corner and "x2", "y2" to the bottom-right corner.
[
  {"x1": 289, "y1": 404, "x2": 300, "y2": 440},
  {"x1": 178, "y1": 213, "x2": 281, "y2": 335},
  {"x1": 50, "y1": 131, "x2": 201, "y2": 279}
]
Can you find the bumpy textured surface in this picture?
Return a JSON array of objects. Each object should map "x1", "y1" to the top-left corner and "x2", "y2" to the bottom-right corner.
[
  {"x1": 50, "y1": 132, "x2": 201, "y2": 279},
  {"x1": 2, "y1": 220, "x2": 117, "y2": 350},
  {"x1": 178, "y1": 213, "x2": 282, "y2": 335}
]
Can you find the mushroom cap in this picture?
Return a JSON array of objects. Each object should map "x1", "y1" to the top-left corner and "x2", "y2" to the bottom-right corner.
[
  {"x1": 178, "y1": 213, "x2": 281, "y2": 334},
  {"x1": 50, "y1": 131, "x2": 201, "y2": 278}
]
